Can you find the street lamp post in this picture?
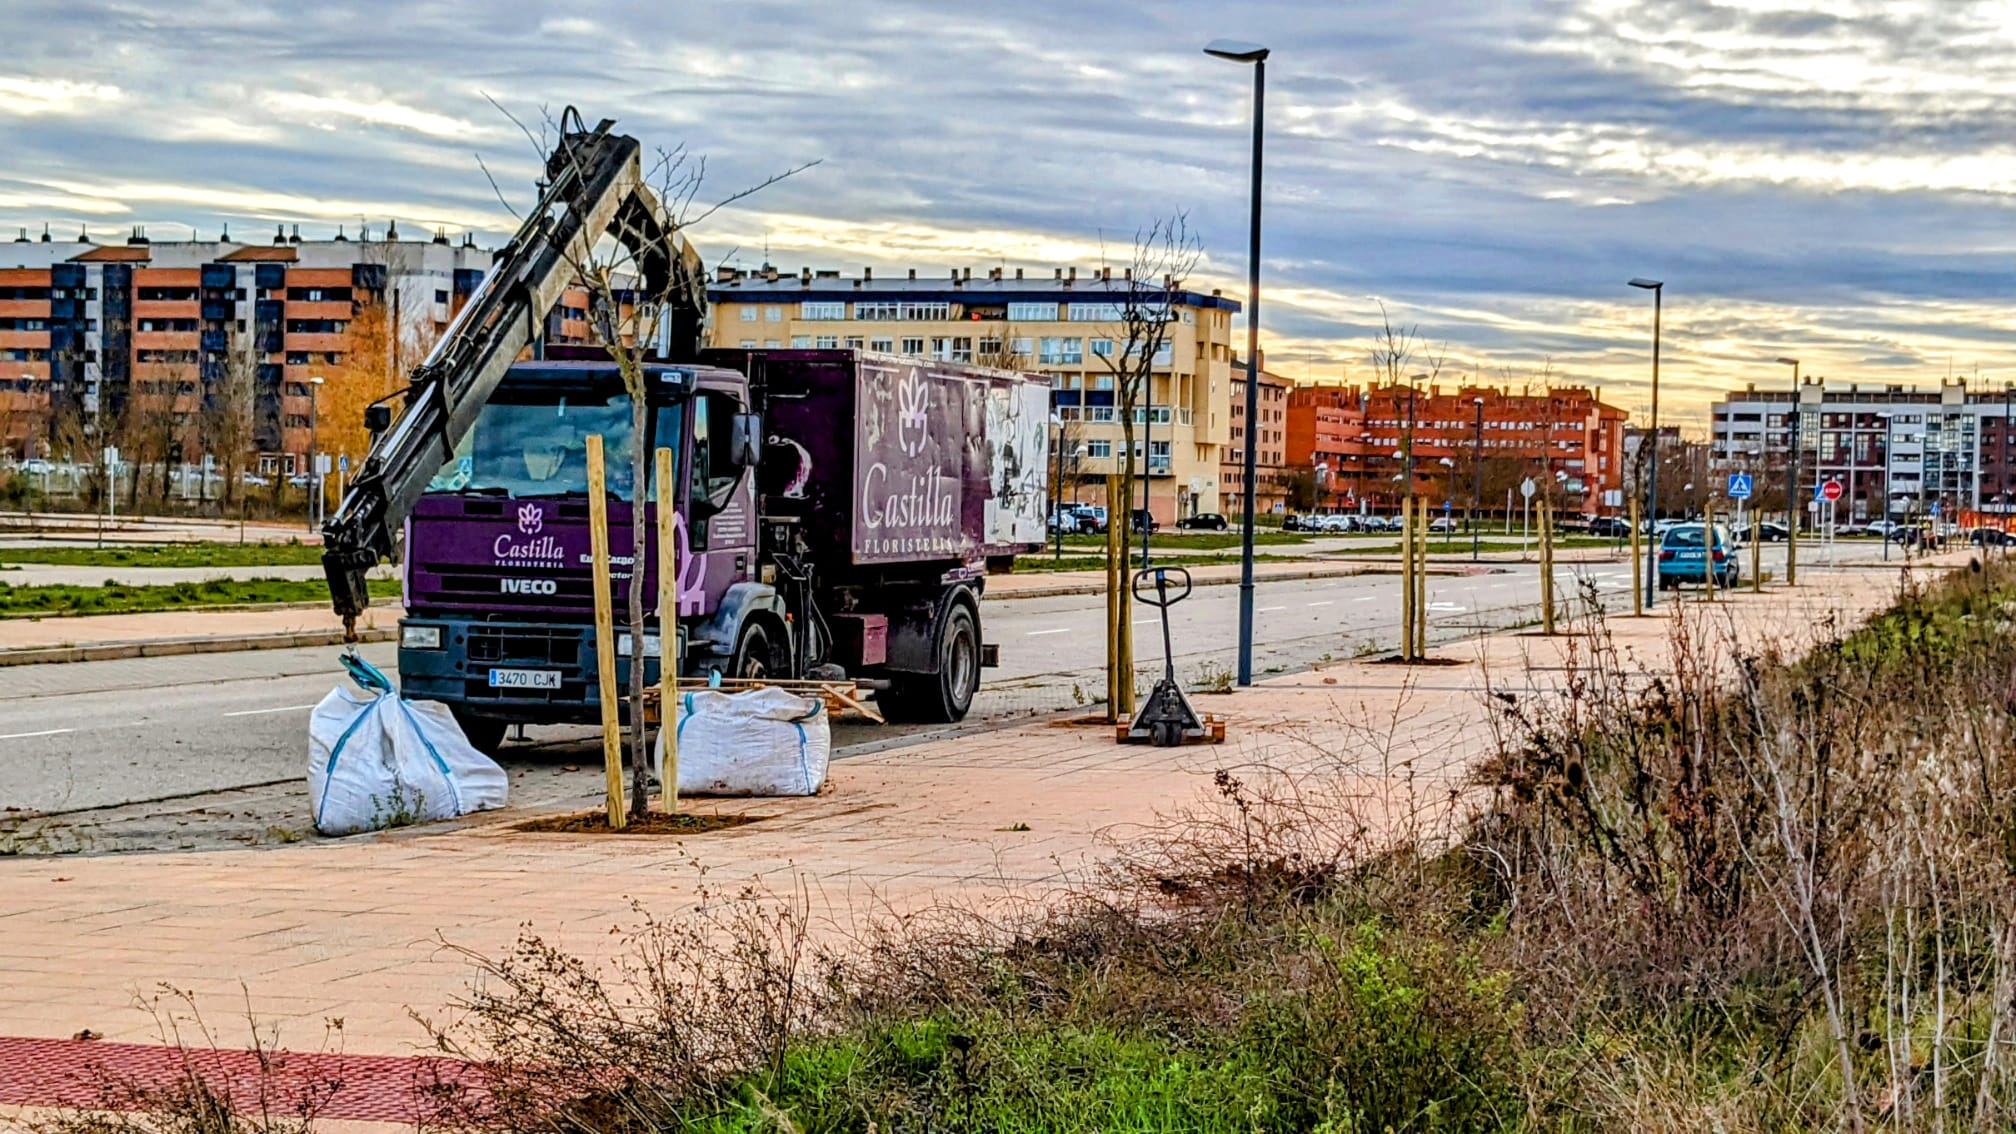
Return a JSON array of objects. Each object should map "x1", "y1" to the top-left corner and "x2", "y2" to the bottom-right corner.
[
  {"x1": 1776, "y1": 357, "x2": 1799, "y2": 585},
  {"x1": 308, "y1": 374, "x2": 325, "y2": 530},
  {"x1": 1471, "y1": 395, "x2": 1485, "y2": 561},
  {"x1": 1628, "y1": 278, "x2": 1663, "y2": 607},
  {"x1": 1205, "y1": 36, "x2": 1269, "y2": 687}
]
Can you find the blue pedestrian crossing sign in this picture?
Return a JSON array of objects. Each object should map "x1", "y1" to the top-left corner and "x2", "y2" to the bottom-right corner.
[{"x1": 1727, "y1": 472, "x2": 1753, "y2": 500}]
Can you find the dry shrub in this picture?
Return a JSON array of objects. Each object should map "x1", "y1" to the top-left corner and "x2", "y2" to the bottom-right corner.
[{"x1": 1476, "y1": 560, "x2": 2016, "y2": 1130}]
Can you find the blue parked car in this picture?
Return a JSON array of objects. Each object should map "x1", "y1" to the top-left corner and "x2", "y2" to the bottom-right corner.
[{"x1": 1658, "y1": 523, "x2": 1739, "y2": 590}]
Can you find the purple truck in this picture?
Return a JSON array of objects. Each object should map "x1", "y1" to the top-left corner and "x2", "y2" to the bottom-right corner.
[{"x1": 392, "y1": 349, "x2": 1050, "y2": 750}]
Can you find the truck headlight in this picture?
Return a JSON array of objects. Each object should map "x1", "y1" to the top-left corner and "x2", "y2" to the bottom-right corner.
[
  {"x1": 616, "y1": 633, "x2": 661, "y2": 658},
  {"x1": 401, "y1": 624, "x2": 443, "y2": 650}
]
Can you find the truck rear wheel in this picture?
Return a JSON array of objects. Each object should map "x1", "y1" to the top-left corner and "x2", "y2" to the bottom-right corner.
[{"x1": 882, "y1": 604, "x2": 979, "y2": 723}]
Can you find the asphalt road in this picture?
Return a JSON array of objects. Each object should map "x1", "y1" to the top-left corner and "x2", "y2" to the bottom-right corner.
[{"x1": 0, "y1": 538, "x2": 1902, "y2": 850}]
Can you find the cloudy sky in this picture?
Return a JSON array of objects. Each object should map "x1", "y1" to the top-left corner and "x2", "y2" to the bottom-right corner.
[{"x1": 3, "y1": 0, "x2": 2013, "y2": 422}]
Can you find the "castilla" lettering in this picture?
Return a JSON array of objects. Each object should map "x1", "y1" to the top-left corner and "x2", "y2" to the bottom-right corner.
[
  {"x1": 493, "y1": 534, "x2": 565, "y2": 561},
  {"x1": 861, "y1": 463, "x2": 957, "y2": 531}
]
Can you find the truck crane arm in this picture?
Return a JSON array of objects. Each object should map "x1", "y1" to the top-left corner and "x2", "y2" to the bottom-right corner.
[{"x1": 319, "y1": 111, "x2": 706, "y2": 638}]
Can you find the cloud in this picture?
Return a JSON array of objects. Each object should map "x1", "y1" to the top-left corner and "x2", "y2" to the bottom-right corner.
[{"x1": 1, "y1": 0, "x2": 2012, "y2": 424}]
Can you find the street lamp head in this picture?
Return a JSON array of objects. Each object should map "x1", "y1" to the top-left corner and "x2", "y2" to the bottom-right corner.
[
  {"x1": 1438, "y1": 457, "x2": 1455, "y2": 467},
  {"x1": 1203, "y1": 38, "x2": 1270, "y2": 62},
  {"x1": 1473, "y1": 396, "x2": 1485, "y2": 406},
  {"x1": 309, "y1": 375, "x2": 325, "y2": 385},
  {"x1": 1628, "y1": 278, "x2": 1663, "y2": 290},
  {"x1": 1774, "y1": 357, "x2": 1798, "y2": 367}
]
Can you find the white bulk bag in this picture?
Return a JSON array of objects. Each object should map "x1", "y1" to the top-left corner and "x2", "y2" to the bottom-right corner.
[
  {"x1": 656, "y1": 686, "x2": 830, "y2": 796},
  {"x1": 308, "y1": 655, "x2": 510, "y2": 835}
]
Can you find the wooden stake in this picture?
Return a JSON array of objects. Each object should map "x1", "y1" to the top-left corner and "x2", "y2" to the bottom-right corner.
[
  {"x1": 654, "y1": 446, "x2": 678, "y2": 815},
  {"x1": 1751, "y1": 506, "x2": 1762, "y2": 593},
  {"x1": 1540, "y1": 497, "x2": 1556, "y2": 635},
  {"x1": 1630, "y1": 494, "x2": 1643, "y2": 616},
  {"x1": 586, "y1": 434, "x2": 625, "y2": 829},
  {"x1": 1400, "y1": 497, "x2": 1416, "y2": 660},
  {"x1": 1108, "y1": 474, "x2": 1135, "y2": 717},
  {"x1": 1105, "y1": 474, "x2": 1123, "y2": 723},
  {"x1": 1704, "y1": 505, "x2": 1717, "y2": 603}
]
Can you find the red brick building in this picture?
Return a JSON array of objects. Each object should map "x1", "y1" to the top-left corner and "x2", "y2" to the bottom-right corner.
[{"x1": 1285, "y1": 382, "x2": 1628, "y2": 517}]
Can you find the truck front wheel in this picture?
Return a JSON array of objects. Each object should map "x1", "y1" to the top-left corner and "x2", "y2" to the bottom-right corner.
[
  {"x1": 452, "y1": 709, "x2": 508, "y2": 757},
  {"x1": 883, "y1": 604, "x2": 979, "y2": 723},
  {"x1": 730, "y1": 622, "x2": 777, "y2": 680}
]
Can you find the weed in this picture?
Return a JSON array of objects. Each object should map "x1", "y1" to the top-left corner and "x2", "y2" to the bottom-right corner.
[{"x1": 1193, "y1": 658, "x2": 1234, "y2": 693}]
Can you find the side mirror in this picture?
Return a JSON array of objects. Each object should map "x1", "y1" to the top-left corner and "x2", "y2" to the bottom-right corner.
[
  {"x1": 730, "y1": 412, "x2": 762, "y2": 469},
  {"x1": 364, "y1": 404, "x2": 392, "y2": 435}
]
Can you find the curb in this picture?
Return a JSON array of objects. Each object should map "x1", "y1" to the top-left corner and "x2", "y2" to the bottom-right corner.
[{"x1": 0, "y1": 626, "x2": 395, "y2": 667}]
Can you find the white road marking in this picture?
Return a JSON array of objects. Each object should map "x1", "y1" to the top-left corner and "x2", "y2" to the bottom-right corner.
[
  {"x1": 1354, "y1": 596, "x2": 1378, "y2": 603},
  {"x1": 0, "y1": 728, "x2": 73, "y2": 741},
  {"x1": 1308, "y1": 600, "x2": 1334, "y2": 607},
  {"x1": 222, "y1": 704, "x2": 319, "y2": 718},
  {"x1": 1258, "y1": 605, "x2": 1287, "y2": 612},
  {"x1": 1025, "y1": 628, "x2": 1072, "y2": 636}
]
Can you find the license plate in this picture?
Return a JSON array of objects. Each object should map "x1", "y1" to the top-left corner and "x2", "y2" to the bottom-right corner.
[
  {"x1": 1678, "y1": 550, "x2": 1703, "y2": 560},
  {"x1": 488, "y1": 668, "x2": 561, "y2": 690}
]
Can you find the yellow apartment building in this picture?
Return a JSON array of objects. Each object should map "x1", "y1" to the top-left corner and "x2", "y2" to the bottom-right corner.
[{"x1": 705, "y1": 264, "x2": 1241, "y2": 523}]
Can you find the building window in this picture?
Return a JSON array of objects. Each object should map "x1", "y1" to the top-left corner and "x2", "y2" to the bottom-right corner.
[
  {"x1": 739, "y1": 339, "x2": 757, "y2": 349},
  {"x1": 1011, "y1": 337, "x2": 1034, "y2": 356},
  {"x1": 845, "y1": 336, "x2": 864, "y2": 349},
  {"x1": 739, "y1": 306, "x2": 757, "y2": 322},
  {"x1": 1039, "y1": 337, "x2": 1083, "y2": 365},
  {"x1": 801, "y1": 301, "x2": 845, "y2": 320},
  {"x1": 285, "y1": 351, "x2": 310, "y2": 365},
  {"x1": 434, "y1": 289, "x2": 449, "y2": 305},
  {"x1": 1090, "y1": 338, "x2": 1114, "y2": 358},
  {"x1": 791, "y1": 335, "x2": 813, "y2": 348},
  {"x1": 978, "y1": 337, "x2": 1002, "y2": 359},
  {"x1": 764, "y1": 306, "x2": 782, "y2": 323},
  {"x1": 763, "y1": 339, "x2": 781, "y2": 348},
  {"x1": 901, "y1": 337, "x2": 925, "y2": 355},
  {"x1": 1067, "y1": 302, "x2": 1124, "y2": 322},
  {"x1": 815, "y1": 335, "x2": 839, "y2": 349},
  {"x1": 952, "y1": 336, "x2": 973, "y2": 363},
  {"x1": 1007, "y1": 302, "x2": 1056, "y2": 322},
  {"x1": 870, "y1": 337, "x2": 893, "y2": 352},
  {"x1": 1087, "y1": 440, "x2": 1113, "y2": 459},
  {"x1": 854, "y1": 301, "x2": 951, "y2": 321},
  {"x1": 1090, "y1": 374, "x2": 1114, "y2": 392}
]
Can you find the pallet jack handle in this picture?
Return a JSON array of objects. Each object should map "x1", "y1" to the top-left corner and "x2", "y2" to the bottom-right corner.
[{"x1": 1131, "y1": 566, "x2": 1192, "y2": 684}]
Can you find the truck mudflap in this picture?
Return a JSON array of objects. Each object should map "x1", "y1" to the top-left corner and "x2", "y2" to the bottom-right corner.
[{"x1": 981, "y1": 643, "x2": 1000, "y2": 668}]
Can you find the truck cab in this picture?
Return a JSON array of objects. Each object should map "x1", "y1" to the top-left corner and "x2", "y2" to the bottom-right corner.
[{"x1": 393, "y1": 361, "x2": 774, "y2": 750}]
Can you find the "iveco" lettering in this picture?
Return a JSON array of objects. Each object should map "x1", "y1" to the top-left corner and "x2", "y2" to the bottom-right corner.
[{"x1": 500, "y1": 578, "x2": 559, "y2": 595}]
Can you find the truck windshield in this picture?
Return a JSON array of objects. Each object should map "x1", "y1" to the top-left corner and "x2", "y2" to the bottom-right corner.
[{"x1": 428, "y1": 391, "x2": 668, "y2": 500}]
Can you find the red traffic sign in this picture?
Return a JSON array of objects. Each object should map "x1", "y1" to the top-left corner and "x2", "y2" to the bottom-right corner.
[{"x1": 1821, "y1": 479, "x2": 1844, "y2": 502}]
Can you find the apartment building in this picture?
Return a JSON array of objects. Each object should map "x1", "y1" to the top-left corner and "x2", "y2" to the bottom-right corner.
[
  {"x1": 0, "y1": 224, "x2": 495, "y2": 471},
  {"x1": 1220, "y1": 362, "x2": 1293, "y2": 516},
  {"x1": 706, "y1": 264, "x2": 1241, "y2": 523},
  {"x1": 1284, "y1": 382, "x2": 1628, "y2": 517},
  {"x1": 1710, "y1": 379, "x2": 2016, "y2": 523}
]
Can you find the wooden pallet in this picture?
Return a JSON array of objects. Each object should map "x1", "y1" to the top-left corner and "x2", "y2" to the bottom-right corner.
[
  {"x1": 1115, "y1": 713, "x2": 1227, "y2": 745},
  {"x1": 640, "y1": 679, "x2": 885, "y2": 725}
]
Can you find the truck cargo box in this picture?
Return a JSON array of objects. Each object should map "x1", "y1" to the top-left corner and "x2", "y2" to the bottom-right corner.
[{"x1": 707, "y1": 349, "x2": 1050, "y2": 567}]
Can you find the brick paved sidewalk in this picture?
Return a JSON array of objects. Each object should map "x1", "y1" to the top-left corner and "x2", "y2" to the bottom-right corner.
[{"x1": 0, "y1": 562, "x2": 1948, "y2": 1121}]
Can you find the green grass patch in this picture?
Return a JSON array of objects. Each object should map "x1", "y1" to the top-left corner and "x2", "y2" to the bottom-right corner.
[
  {"x1": 1012, "y1": 552, "x2": 1319, "y2": 574},
  {"x1": 0, "y1": 540, "x2": 324, "y2": 569},
  {"x1": 0, "y1": 575, "x2": 396, "y2": 618},
  {"x1": 1057, "y1": 530, "x2": 1320, "y2": 551}
]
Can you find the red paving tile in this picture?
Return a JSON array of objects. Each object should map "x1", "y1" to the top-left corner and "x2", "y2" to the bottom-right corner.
[{"x1": 0, "y1": 1036, "x2": 474, "y2": 1123}]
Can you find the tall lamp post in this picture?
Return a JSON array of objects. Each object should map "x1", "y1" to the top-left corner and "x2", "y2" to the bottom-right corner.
[
  {"x1": 1628, "y1": 278, "x2": 1663, "y2": 607},
  {"x1": 1205, "y1": 36, "x2": 1269, "y2": 687},
  {"x1": 1776, "y1": 357, "x2": 1799, "y2": 585},
  {"x1": 1050, "y1": 413, "x2": 1065, "y2": 561},
  {"x1": 1471, "y1": 395, "x2": 1485, "y2": 560}
]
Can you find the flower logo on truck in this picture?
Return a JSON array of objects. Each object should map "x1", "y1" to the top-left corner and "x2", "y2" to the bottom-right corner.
[
  {"x1": 517, "y1": 503, "x2": 543, "y2": 534},
  {"x1": 896, "y1": 371, "x2": 931, "y2": 457}
]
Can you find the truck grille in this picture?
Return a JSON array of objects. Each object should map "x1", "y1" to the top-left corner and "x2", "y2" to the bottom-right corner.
[{"x1": 466, "y1": 624, "x2": 583, "y2": 665}]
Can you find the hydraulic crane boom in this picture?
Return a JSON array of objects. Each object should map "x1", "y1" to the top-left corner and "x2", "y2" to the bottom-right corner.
[{"x1": 320, "y1": 111, "x2": 706, "y2": 638}]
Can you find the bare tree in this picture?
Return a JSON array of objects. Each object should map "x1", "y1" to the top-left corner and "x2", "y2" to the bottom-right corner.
[
  {"x1": 1096, "y1": 216, "x2": 1202, "y2": 534},
  {"x1": 197, "y1": 326, "x2": 258, "y2": 511},
  {"x1": 489, "y1": 104, "x2": 816, "y2": 819}
]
